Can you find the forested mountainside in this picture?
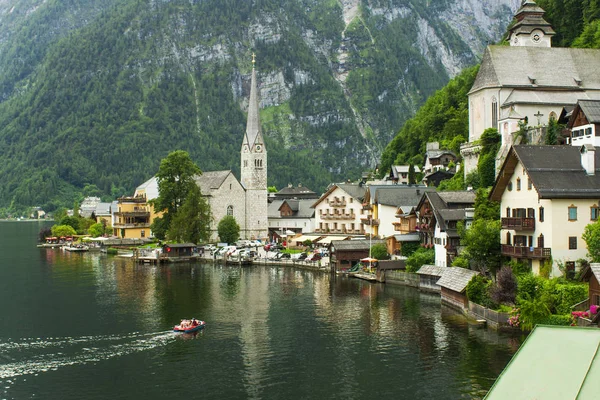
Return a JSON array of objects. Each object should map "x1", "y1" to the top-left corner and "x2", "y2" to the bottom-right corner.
[
  {"x1": 0, "y1": 0, "x2": 519, "y2": 213},
  {"x1": 379, "y1": 0, "x2": 600, "y2": 176}
]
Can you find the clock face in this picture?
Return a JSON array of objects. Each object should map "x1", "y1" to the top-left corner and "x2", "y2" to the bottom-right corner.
[
  {"x1": 532, "y1": 34, "x2": 540, "y2": 42},
  {"x1": 255, "y1": 144, "x2": 262, "y2": 152},
  {"x1": 531, "y1": 31, "x2": 543, "y2": 43}
]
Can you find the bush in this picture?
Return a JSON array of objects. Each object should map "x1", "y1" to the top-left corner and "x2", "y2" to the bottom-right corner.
[
  {"x1": 537, "y1": 314, "x2": 574, "y2": 326},
  {"x1": 516, "y1": 293, "x2": 551, "y2": 331},
  {"x1": 370, "y1": 243, "x2": 389, "y2": 260},
  {"x1": 452, "y1": 256, "x2": 469, "y2": 269},
  {"x1": 466, "y1": 275, "x2": 496, "y2": 308},
  {"x1": 490, "y1": 266, "x2": 517, "y2": 305},
  {"x1": 400, "y1": 242, "x2": 420, "y2": 257},
  {"x1": 516, "y1": 274, "x2": 544, "y2": 300},
  {"x1": 507, "y1": 259, "x2": 530, "y2": 276},
  {"x1": 405, "y1": 248, "x2": 435, "y2": 273}
]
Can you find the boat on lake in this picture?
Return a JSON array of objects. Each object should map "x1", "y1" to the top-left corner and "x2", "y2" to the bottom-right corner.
[
  {"x1": 62, "y1": 244, "x2": 90, "y2": 252},
  {"x1": 173, "y1": 319, "x2": 205, "y2": 333}
]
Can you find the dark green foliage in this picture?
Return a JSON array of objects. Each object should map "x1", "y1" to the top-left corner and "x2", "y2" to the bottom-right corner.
[
  {"x1": 537, "y1": 314, "x2": 574, "y2": 326},
  {"x1": 465, "y1": 275, "x2": 496, "y2": 309},
  {"x1": 38, "y1": 226, "x2": 52, "y2": 242},
  {"x1": 400, "y1": 242, "x2": 420, "y2": 257},
  {"x1": 166, "y1": 184, "x2": 211, "y2": 244},
  {"x1": 477, "y1": 128, "x2": 500, "y2": 188},
  {"x1": 150, "y1": 216, "x2": 169, "y2": 241},
  {"x1": 473, "y1": 188, "x2": 500, "y2": 221},
  {"x1": 88, "y1": 222, "x2": 105, "y2": 238},
  {"x1": 218, "y1": 215, "x2": 240, "y2": 244},
  {"x1": 370, "y1": 243, "x2": 389, "y2": 260},
  {"x1": 507, "y1": 259, "x2": 532, "y2": 276},
  {"x1": 545, "y1": 117, "x2": 561, "y2": 145},
  {"x1": 459, "y1": 218, "x2": 501, "y2": 276},
  {"x1": 380, "y1": 66, "x2": 478, "y2": 176},
  {"x1": 59, "y1": 216, "x2": 81, "y2": 233},
  {"x1": 405, "y1": 248, "x2": 435, "y2": 273}
]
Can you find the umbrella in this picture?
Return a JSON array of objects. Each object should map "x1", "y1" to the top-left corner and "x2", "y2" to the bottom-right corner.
[{"x1": 360, "y1": 257, "x2": 378, "y2": 263}]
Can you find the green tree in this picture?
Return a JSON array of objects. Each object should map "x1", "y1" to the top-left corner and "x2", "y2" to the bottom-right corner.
[
  {"x1": 152, "y1": 150, "x2": 202, "y2": 240},
  {"x1": 88, "y1": 222, "x2": 105, "y2": 238},
  {"x1": 408, "y1": 164, "x2": 416, "y2": 185},
  {"x1": 51, "y1": 224, "x2": 77, "y2": 237},
  {"x1": 473, "y1": 188, "x2": 500, "y2": 221},
  {"x1": 268, "y1": 186, "x2": 278, "y2": 193},
  {"x1": 60, "y1": 216, "x2": 81, "y2": 232},
  {"x1": 370, "y1": 243, "x2": 389, "y2": 260},
  {"x1": 545, "y1": 117, "x2": 561, "y2": 145},
  {"x1": 583, "y1": 220, "x2": 600, "y2": 262},
  {"x1": 405, "y1": 248, "x2": 435, "y2": 272},
  {"x1": 218, "y1": 216, "x2": 240, "y2": 244},
  {"x1": 477, "y1": 128, "x2": 500, "y2": 188},
  {"x1": 166, "y1": 184, "x2": 211, "y2": 244},
  {"x1": 459, "y1": 219, "x2": 502, "y2": 276}
]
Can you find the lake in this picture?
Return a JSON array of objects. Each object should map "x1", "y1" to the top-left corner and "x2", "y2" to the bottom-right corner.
[{"x1": 0, "y1": 221, "x2": 522, "y2": 399}]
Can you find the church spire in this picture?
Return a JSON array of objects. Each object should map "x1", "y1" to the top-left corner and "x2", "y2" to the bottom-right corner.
[{"x1": 243, "y1": 53, "x2": 264, "y2": 151}]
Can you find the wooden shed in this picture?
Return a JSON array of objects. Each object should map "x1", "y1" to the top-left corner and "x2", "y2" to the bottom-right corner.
[
  {"x1": 330, "y1": 239, "x2": 385, "y2": 272},
  {"x1": 581, "y1": 263, "x2": 600, "y2": 308},
  {"x1": 163, "y1": 243, "x2": 197, "y2": 258},
  {"x1": 416, "y1": 264, "x2": 446, "y2": 293},
  {"x1": 436, "y1": 267, "x2": 479, "y2": 310}
]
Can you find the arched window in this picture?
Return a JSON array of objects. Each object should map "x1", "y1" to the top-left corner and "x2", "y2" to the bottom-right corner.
[
  {"x1": 549, "y1": 111, "x2": 557, "y2": 121},
  {"x1": 506, "y1": 232, "x2": 512, "y2": 246},
  {"x1": 506, "y1": 207, "x2": 511, "y2": 218},
  {"x1": 227, "y1": 205, "x2": 233, "y2": 216}
]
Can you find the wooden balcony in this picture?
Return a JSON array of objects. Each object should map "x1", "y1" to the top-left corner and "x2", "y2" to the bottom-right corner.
[
  {"x1": 113, "y1": 222, "x2": 151, "y2": 229},
  {"x1": 321, "y1": 214, "x2": 355, "y2": 220},
  {"x1": 115, "y1": 211, "x2": 150, "y2": 218},
  {"x1": 501, "y1": 245, "x2": 551, "y2": 259},
  {"x1": 361, "y1": 218, "x2": 380, "y2": 226},
  {"x1": 328, "y1": 199, "x2": 347, "y2": 207},
  {"x1": 501, "y1": 217, "x2": 535, "y2": 231}
]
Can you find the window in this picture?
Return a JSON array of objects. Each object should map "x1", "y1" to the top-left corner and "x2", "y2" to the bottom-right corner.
[
  {"x1": 527, "y1": 178, "x2": 532, "y2": 190},
  {"x1": 516, "y1": 178, "x2": 521, "y2": 191},
  {"x1": 350, "y1": 198, "x2": 353, "y2": 203},
  {"x1": 508, "y1": 182, "x2": 513, "y2": 191},
  {"x1": 568, "y1": 205, "x2": 577, "y2": 221},
  {"x1": 539, "y1": 207, "x2": 544, "y2": 222},
  {"x1": 506, "y1": 232, "x2": 512, "y2": 245},
  {"x1": 141, "y1": 230, "x2": 145, "y2": 238},
  {"x1": 527, "y1": 208, "x2": 535, "y2": 219},
  {"x1": 230, "y1": 183, "x2": 232, "y2": 190},
  {"x1": 227, "y1": 205, "x2": 233, "y2": 216},
  {"x1": 537, "y1": 234, "x2": 544, "y2": 248},
  {"x1": 569, "y1": 236, "x2": 578, "y2": 250},
  {"x1": 506, "y1": 207, "x2": 511, "y2": 218},
  {"x1": 592, "y1": 205, "x2": 599, "y2": 221},
  {"x1": 244, "y1": 160, "x2": 248, "y2": 167},
  {"x1": 492, "y1": 97, "x2": 498, "y2": 129}
]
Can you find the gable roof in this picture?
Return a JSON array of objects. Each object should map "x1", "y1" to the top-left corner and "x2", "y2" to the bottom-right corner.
[
  {"x1": 372, "y1": 185, "x2": 434, "y2": 207},
  {"x1": 426, "y1": 149, "x2": 457, "y2": 160},
  {"x1": 416, "y1": 264, "x2": 446, "y2": 277},
  {"x1": 567, "y1": 100, "x2": 600, "y2": 128},
  {"x1": 418, "y1": 191, "x2": 476, "y2": 232},
  {"x1": 194, "y1": 170, "x2": 236, "y2": 195},
  {"x1": 470, "y1": 46, "x2": 600, "y2": 95},
  {"x1": 275, "y1": 184, "x2": 318, "y2": 199},
  {"x1": 485, "y1": 325, "x2": 600, "y2": 400},
  {"x1": 490, "y1": 145, "x2": 600, "y2": 201},
  {"x1": 243, "y1": 67, "x2": 265, "y2": 151},
  {"x1": 331, "y1": 239, "x2": 385, "y2": 251},
  {"x1": 312, "y1": 183, "x2": 366, "y2": 208},
  {"x1": 268, "y1": 198, "x2": 315, "y2": 219},
  {"x1": 436, "y1": 267, "x2": 479, "y2": 293}
]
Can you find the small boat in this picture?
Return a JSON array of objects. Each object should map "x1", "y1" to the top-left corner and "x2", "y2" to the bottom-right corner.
[
  {"x1": 173, "y1": 319, "x2": 206, "y2": 333},
  {"x1": 62, "y1": 244, "x2": 90, "y2": 252}
]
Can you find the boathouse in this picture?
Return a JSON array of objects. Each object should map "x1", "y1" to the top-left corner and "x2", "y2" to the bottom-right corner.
[
  {"x1": 330, "y1": 239, "x2": 385, "y2": 272},
  {"x1": 163, "y1": 243, "x2": 197, "y2": 259},
  {"x1": 416, "y1": 264, "x2": 445, "y2": 293},
  {"x1": 436, "y1": 267, "x2": 479, "y2": 310}
]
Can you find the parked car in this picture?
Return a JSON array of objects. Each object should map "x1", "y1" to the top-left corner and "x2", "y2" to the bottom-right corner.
[{"x1": 306, "y1": 253, "x2": 322, "y2": 262}]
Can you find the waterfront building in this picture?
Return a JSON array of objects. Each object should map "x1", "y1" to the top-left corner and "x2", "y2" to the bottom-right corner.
[
  {"x1": 80, "y1": 196, "x2": 101, "y2": 218},
  {"x1": 267, "y1": 198, "x2": 315, "y2": 241},
  {"x1": 312, "y1": 183, "x2": 366, "y2": 235},
  {"x1": 94, "y1": 202, "x2": 113, "y2": 226},
  {"x1": 416, "y1": 191, "x2": 476, "y2": 268},
  {"x1": 330, "y1": 239, "x2": 385, "y2": 273},
  {"x1": 490, "y1": 145, "x2": 600, "y2": 277},
  {"x1": 436, "y1": 267, "x2": 479, "y2": 310},
  {"x1": 461, "y1": 0, "x2": 600, "y2": 176}
]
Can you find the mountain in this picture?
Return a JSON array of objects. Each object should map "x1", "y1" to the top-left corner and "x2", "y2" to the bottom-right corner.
[{"x1": 0, "y1": 0, "x2": 518, "y2": 212}]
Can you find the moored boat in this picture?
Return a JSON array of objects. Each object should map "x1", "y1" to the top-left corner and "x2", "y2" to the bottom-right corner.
[
  {"x1": 173, "y1": 319, "x2": 205, "y2": 333},
  {"x1": 62, "y1": 244, "x2": 90, "y2": 252}
]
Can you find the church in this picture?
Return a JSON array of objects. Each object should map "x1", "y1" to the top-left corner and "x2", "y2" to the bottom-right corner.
[
  {"x1": 461, "y1": 0, "x2": 600, "y2": 176},
  {"x1": 121, "y1": 57, "x2": 268, "y2": 242}
]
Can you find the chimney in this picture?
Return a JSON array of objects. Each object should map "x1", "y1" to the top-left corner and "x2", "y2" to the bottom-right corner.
[{"x1": 581, "y1": 144, "x2": 596, "y2": 175}]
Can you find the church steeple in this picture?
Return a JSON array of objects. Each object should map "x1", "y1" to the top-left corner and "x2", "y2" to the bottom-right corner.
[
  {"x1": 242, "y1": 54, "x2": 265, "y2": 152},
  {"x1": 508, "y1": 0, "x2": 555, "y2": 47}
]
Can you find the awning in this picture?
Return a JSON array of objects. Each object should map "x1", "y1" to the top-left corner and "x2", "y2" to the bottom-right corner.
[
  {"x1": 293, "y1": 235, "x2": 323, "y2": 243},
  {"x1": 316, "y1": 236, "x2": 351, "y2": 245}
]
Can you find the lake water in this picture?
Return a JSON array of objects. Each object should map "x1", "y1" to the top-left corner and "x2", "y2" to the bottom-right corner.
[{"x1": 0, "y1": 221, "x2": 522, "y2": 399}]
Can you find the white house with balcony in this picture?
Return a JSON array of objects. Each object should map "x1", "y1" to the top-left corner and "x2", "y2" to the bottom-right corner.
[
  {"x1": 490, "y1": 145, "x2": 600, "y2": 276},
  {"x1": 567, "y1": 100, "x2": 600, "y2": 147},
  {"x1": 312, "y1": 183, "x2": 366, "y2": 235}
]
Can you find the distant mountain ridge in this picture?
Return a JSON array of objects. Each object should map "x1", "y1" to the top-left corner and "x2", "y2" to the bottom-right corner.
[{"x1": 0, "y1": 0, "x2": 518, "y2": 211}]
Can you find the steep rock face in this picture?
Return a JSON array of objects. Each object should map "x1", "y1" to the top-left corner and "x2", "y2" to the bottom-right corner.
[{"x1": 0, "y1": 0, "x2": 517, "y2": 209}]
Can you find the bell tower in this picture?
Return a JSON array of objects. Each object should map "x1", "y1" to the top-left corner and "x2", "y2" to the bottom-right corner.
[
  {"x1": 240, "y1": 54, "x2": 268, "y2": 240},
  {"x1": 508, "y1": 0, "x2": 555, "y2": 48}
]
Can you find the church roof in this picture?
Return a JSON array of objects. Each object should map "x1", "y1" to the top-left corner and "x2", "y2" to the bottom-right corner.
[
  {"x1": 510, "y1": 0, "x2": 555, "y2": 37},
  {"x1": 194, "y1": 170, "x2": 233, "y2": 195},
  {"x1": 470, "y1": 46, "x2": 600, "y2": 94},
  {"x1": 243, "y1": 66, "x2": 265, "y2": 151},
  {"x1": 502, "y1": 90, "x2": 600, "y2": 108},
  {"x1": 490, "y1": 145, "x2": 600, "y2": 201}
]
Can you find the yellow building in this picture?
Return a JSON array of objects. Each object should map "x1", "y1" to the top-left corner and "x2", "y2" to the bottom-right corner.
[{"x1": 113, "y1": 178, "x2": 162, "y2": 239}]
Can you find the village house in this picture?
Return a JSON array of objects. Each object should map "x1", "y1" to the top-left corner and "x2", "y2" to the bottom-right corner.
[
  {"x1": 94, "y1": 202, "x2": 113, "y2": 227},
  {"x1": 267, "y1": 197, "x2": 316, "y2": 240},
  {"x1": 386, "y1": 165, "x2": 421, "y2": 185},
  {"x1": 436, "y1": 267, "x2": 480, "y2": 310},
  {"x1": 490, "y1": 144, "x2": 600, "y2": 276},
  {"x1": 567, "y1": 100, "x2": 600, "y2": 147},
  {"x1": 422, "y1": 142, "x2": 457, "y2": 175},
  {"x1": 416, "y1": 191, "x2": 476, "y2": 268},
  {"x1": 461, "y1": 0, "x2": 600, "y2": 177},
  {"x1": 312, "y1": 183, "x2": 366, "y2": 236}
]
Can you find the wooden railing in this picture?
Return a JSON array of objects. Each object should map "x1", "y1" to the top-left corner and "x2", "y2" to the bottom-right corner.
[
  {"x1": 501, "y1": 217, "x2": 535, "y2": 231},
  {"x1": 501, "y1": 244, "x2": 551, "y2": 259}
]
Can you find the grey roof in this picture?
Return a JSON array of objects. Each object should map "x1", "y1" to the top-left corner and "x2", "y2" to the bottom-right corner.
[
  {"x1": 336, "y1": 183, "x2": 366, "y2": 201},
  {"x1": 372, "y1": 185, "x2": 434, "y2": 207},
  {"x1": 510, "y1": 0, "x2": 555, "y2": 37},
  {"x1": 591, "y1": 264, "x2": 600, "y2": 281},
  {"x1": 470, "y1": 46, "x2": 600, "y2": 94},
  {"x1": 95, "y1": 202, "x2": 112, "y2": 216},
  {"x1": 502, "y1": 90, "x2": 600, "y2": 108},
  {"x1": 437, "y1": 191, "x2": 476, "y2": 205},
  {"x1": 268, "y1": 198, "x2": 315, "y2": 219},
  {"x1": 492, "y1": 145, "x2": 600, "y2": 199},
  {"x1": 421, "y1": 191, "x2": 476, "y2": 231},
  {"x1": 275, "y1": 184, "x2": 318, "y2": 199},
  {"x1": 426, "y1": 150, "x2": 457, "y2": 160},
  {"x1": 331, "y1": 239, "x2": 385, "y2": 251},
  {"x1": 194, "y1": 170, "x2": 233, "y2": 195},
  {"x1": 390, "y1": 233, "x2": 420, "y2": 242},
  {"x1": 577, "y1": 100, "x2": 600, "y2": 124},
  {"x1": 417, "y1": 264, "x2": 446, "y2": 277},
  {"x1": 436, "y1": 267, "x2": 479, "y2": 293}
]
